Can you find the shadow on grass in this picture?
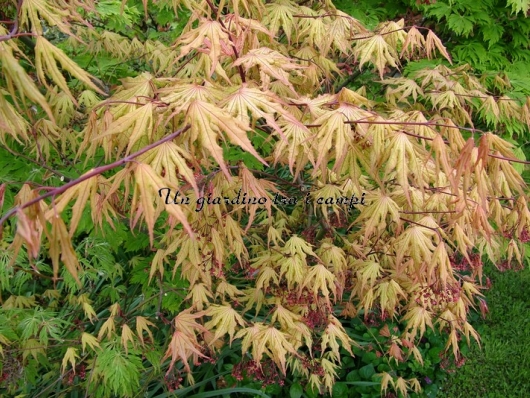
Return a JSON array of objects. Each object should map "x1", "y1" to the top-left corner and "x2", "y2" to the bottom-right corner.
[{"x1": 440, "y1": 263, "x2": 530, "y2": 398}]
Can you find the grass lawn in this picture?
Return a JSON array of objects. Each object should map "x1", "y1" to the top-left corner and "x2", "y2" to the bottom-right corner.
[{"x1": 440, "y1": 263, "x2": 530, "y2": 397}]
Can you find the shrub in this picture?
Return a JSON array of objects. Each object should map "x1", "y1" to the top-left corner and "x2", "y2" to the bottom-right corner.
[{"x1": 1, "y1": 0, "x2": 530, "y2": 396}]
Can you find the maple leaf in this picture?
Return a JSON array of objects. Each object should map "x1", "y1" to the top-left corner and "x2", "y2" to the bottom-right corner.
[
  {"x1": 253, "y1": 325, "x2": 298, "y2": 375},
  {"x1": 20, "y1": 0, "x2": 74, "y2": 36},
  {"x1": 204, "y1": 304, "x2": 245, "y2": 344},
  {"x1": 35, "y1": 37, "x2": 106, "y2": 103},
  {"x1": 96, "y1": 103, "x2": 154, "y2": 156},
  {"x1": 98, "y1": 316, "x2": 116, "y2": 341},
  {"x1": 186, "y1": 283, "x2": 213, "y2": 311},
  {"x1": 271, "y1": 300, "x2": 302, "y2": 331},
  {"x1": 302, "y1": 263, "x2": 337, "y2": 305},
  {"x1": 61, "y1": 347, "x2": 80, "y2": 373},
  {"x1": 273, "y1": 117, "x2": 316, "y2": 178},
  {"x1": 221, "y1": 84, "x2": 289, "y2": 139},
  {"x1": 163, "y1": 330, "x2": 209, "y2": 373},
  {"x1": 215, "y1": 279, "x2": 244, "y2": 301},
  {"x1": 49, "y1": 215, "x2": 81, "y2": 284},
  {"x1": 352, "y1": 191, "x2": 401, "y2": 241},
  {"x1": 81, "y1": 333, "x2": 100, "y2": 353},
  {"x1": 163, "y1": 310, "x2": 209, "y2": 373},
  {"x1": 354, "y1": 34, "x2": 399, "y2": 78},
  {"x1": 0, "y1": 42, "x2": 54, "y2": 121},
  {"x1": 394, "y1": 224, "x2": 437, "y2": 266},
  {"x1": 176, "y1": 18, "x2": 231, "y2": 77},
  {"x1": 321, "y1": 315, "x2": 355, "y2": 362},
  {"x1": 135, "y1": 316, "x2": 156, "y2": 346},
  {"x1": 131, "y1": 163, "x2": 193, "y2": 246},
  {"x1": 262, "y1": 0, "x2": 298, "y2": 41},
  {"x1": 425, "y1": 30, "x2": 452, "y2": 63},
  {"x1": 233, "y1": 47, "x2": 303, "y2": 92},
  {"x1": 403, "y1": 305, "x2": 433, "y2": 339},
  {"x1": 186, "y1": 100, "x2": 267, "y2": 179},
  {"x1": 142, "y1": 141, "x2": 200, "y2": 198},
  {"x1": 121, "y1": 324, "x2": 135, "y2": 354}
]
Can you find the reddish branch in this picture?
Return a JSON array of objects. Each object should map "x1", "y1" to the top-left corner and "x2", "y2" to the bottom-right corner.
[
  {"x1": 0, "y1": 125, "x2": 191, "y2": 228},
  {"x1": 0, "y1": 0, "x2": 34, "y2": 42}
]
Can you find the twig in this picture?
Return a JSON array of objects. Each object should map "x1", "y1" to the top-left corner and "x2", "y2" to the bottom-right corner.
[
  {"x1": 489, "y1": 153, "x2": 530, "y2": 164},
  {"x1": 0, "y1": 0, "x2": 35, "y2": 43},
  {"x1": 0, "y1": 124, "x2": 191, "y2": 227},
  {"x1": 204, "y1": 0, "x2": 246, "y2": 83},
  {"x1": 0, "y1": 144, "x2": 72, "y2": 182}
]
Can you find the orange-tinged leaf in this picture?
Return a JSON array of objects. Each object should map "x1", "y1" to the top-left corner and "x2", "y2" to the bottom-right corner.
[
  {"x1": 49, "y1": 215, "x2": 80, "y2": 284},
  {"x1": 15, "y1": 209, "x2": 42, "y2": 259},
  {"x1": 121, "y1": 324, "x2": 135, "y2": 354},
  {"x1": 389, "y1": 342, "x2": 404, "y2": 363},
  {"x1": 425, "y1": 30, "x2": 452, "y2": 63},
  {"x1": 163, "y1": 330, "x2": 209, "y2": 373},
  {"x1": 173, "y1": 309, "x2": 208, "y2": 338}
]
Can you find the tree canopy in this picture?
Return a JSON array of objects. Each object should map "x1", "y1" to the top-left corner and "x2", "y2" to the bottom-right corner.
[{"x1": 1, "y1": 0, "x2": 530, "y2": 396}]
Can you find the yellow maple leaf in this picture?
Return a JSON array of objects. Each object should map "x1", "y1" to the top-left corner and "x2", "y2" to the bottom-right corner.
[
  {"x1": 320, "y1": 315, "x2": 355, "y2": 362},
  {"x1": 132, "y1": 163, "x2": 193, "y2": 246},
  {"x1": 253, "y1": 326, "x2": 298, "y2": 375},
  {"x1": 354, "y1": 34, "x2": 399, "y2": 78},
  {"x1": 81, "y1": 332, "x2": 100, "y2": 353},
  {"x1": 61, "y1": 347, "x2": 79, "y2": 373},
  {"x1": 186, "y1": 100, "x2": 267, "y2": 179},
  {"x1": 205, "y1": 304, "x2": 246, "y2": 345},
  {"x1": 35, "y1": 37, "x2": 106, "y2": 103},
  {"x1": 136, "y1": 316, "x2": 156, "y2": 346}
]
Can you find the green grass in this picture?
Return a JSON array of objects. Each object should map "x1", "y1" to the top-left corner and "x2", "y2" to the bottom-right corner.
[{"x1": 440, "y1": 263, "x2": 530, "y2": 398}]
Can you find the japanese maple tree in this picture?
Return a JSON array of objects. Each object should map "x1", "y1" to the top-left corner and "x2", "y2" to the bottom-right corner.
[{"x1": 1, "y1": 0, "x2": 530, "y2": 396}]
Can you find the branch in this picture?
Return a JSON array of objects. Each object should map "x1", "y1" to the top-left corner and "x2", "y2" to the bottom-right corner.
[
  {"x1": 0, "y1": 0, "x2": 34, "y2": 43},
  {"x1": 0, "y1": 125, "x2": 191, "y2": 227}
]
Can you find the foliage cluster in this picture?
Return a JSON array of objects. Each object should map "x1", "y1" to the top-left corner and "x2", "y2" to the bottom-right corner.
[
  {"x1": 335, "y1": 0, "x2": 530, "y2": 72},
  {"x1": 2, "y1": 0, "x2": 530, "y2": 397}
]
